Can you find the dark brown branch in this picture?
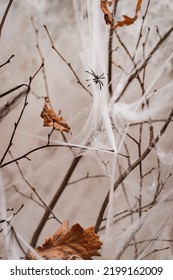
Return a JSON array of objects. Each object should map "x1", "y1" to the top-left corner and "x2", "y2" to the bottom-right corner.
[{"x1": 107, "y1": 0, "x2": 119, "y2": 97}]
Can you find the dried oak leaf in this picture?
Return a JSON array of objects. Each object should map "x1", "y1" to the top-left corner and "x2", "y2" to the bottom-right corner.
[
  {"x1": 40, "y1": 97, "x2": 71, "y2": 133},
  {"x1": 112, "y1": 0, "x2": 143, "y2": 30},
  {"x1": 35, "y1": 221, "x2": 102, "y2": 260}
]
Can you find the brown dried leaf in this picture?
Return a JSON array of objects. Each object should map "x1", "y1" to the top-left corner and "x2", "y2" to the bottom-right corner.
[
  {"x1": 112, "y1": 0, "x2": 142, "y2": 29},
  {"x1": 100, "y1": 0, "x2": 114, "y2": 25},
  {"x1": 35, "y1": 221, "x2": 102, "y2": 260},
  {"x1": 40, "y1": 97, "x2": 71, "y2": 133},
  {"x1": 101, "y1": 0, "x2": 143, "y2": 30}
]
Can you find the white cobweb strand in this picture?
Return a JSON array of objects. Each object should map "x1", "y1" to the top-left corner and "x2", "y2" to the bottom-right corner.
[
  {"x1": 73, "y1": 0, "x2": 108, "y2": 71},
  {"x1": 73, "y1": 0, "x2": 117, "y2": 152},
  {"x1": 14, "y1": 231, "x2": 43, "y2": 260},
  {"x1": 0, "y1": 171, "x2": 19, "y2": 259},
  {"x1": 73, "y1": 0, "x2": 119, "y2": 258},
  {"x1": 102, "y1": 155, "x2": 118, "y2": 258}
]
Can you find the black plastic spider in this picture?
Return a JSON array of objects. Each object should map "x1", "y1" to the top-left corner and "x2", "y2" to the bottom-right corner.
[{"x1": 86, "y1": 69, "x2": 105, "y2": 90}]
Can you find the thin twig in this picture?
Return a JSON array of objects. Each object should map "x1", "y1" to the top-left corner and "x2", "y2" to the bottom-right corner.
[
  {"x1": 12, "y1": 185, "x2": 45, "y2": 209},
  {"x1": 67, "y1": 173, "x2": 107, "y2": 185},
  {"x1": 133, "y1": 0, "x2": 151, "y2": 57},
  {"x1": 31, "y1": 17, "x2": 50, "y2": 98},
  {"x1": 0, "y1": 54, "x2": 14, "y2": 68},
  {"x1": 43, "y1": 25, "x2": 92, "y2": 97},
  {"x1": 2, "y1": 204, "x2": 24, "y2": 225},
  {"x1": 141, "y1": 247, "x2": 169, "y2": 260}
]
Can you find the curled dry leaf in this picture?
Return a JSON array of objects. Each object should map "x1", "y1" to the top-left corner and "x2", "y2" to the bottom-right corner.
[
  {"x1": 40, "y1": 97, "x2": 71, "y2": 133},
  {"x1": 33, "y1": 221, "x2": 102, "y2": 260},
  {"x1": 113, "y1": 0, "x2": 142, "y2": 29},
  {"x1": 101, "y1": 0, "x2": 143, "y2": 30},
  {"x1": 100, "y1": 0, "x2": 114, "y2": 25}
]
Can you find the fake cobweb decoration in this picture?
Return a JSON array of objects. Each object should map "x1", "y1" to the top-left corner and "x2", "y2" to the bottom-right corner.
[{"x1": 0, "y1": 0, "x2": 173, "y2": 259}]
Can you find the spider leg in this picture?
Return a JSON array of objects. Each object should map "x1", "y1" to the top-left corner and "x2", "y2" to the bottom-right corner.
[
  {"x1": 90, "y1": 68, "x2": 97, "y2": 77},
  {"x1": 98, "y1": 75, "x2": 105, "y2": 80},
  {"x1": 98, "y1": 81, "x2": 102, "y2": 90},
  {"x1": 99, "y1": 77, "x2": 105, "y2": 80},
  {"x1": 86, "y1": 77, "x2": 94, "y2": 87},
  {"x1": 86, "y1": 70, "x2": 94, "y2": 77},
  {"x1": 99, "y1": 73, "x2": 105, "y2": 78},
  {"x1": 98, "y1": 80, "x2": 104, "y2": 90}
]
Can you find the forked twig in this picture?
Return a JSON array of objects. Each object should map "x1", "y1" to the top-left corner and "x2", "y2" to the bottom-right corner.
[
  {"x1": 0, "y1": 63, "x2": 43, "y2": 166},
  {"x1": 95, "y1": 107, "x2": 173, "y2": 232}
]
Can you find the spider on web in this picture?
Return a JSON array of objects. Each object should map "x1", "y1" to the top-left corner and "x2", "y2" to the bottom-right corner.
[{"x1": 86, "y1": 69, "x2": 105, "y2": 90}]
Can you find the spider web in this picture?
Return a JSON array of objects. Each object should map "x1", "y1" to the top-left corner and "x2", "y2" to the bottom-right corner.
[{"x1": 0, "y1": 0, "x2": 173, "y2": 260}]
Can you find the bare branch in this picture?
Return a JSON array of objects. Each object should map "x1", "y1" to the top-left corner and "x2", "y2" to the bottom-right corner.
[{"x1": 0, "y1": 0, "x2": 14, "y2": 38}]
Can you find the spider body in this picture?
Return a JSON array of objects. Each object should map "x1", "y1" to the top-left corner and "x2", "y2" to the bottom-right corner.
[{"x1": 86, "y1": 69, "x2": 105, "y2": 90}]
